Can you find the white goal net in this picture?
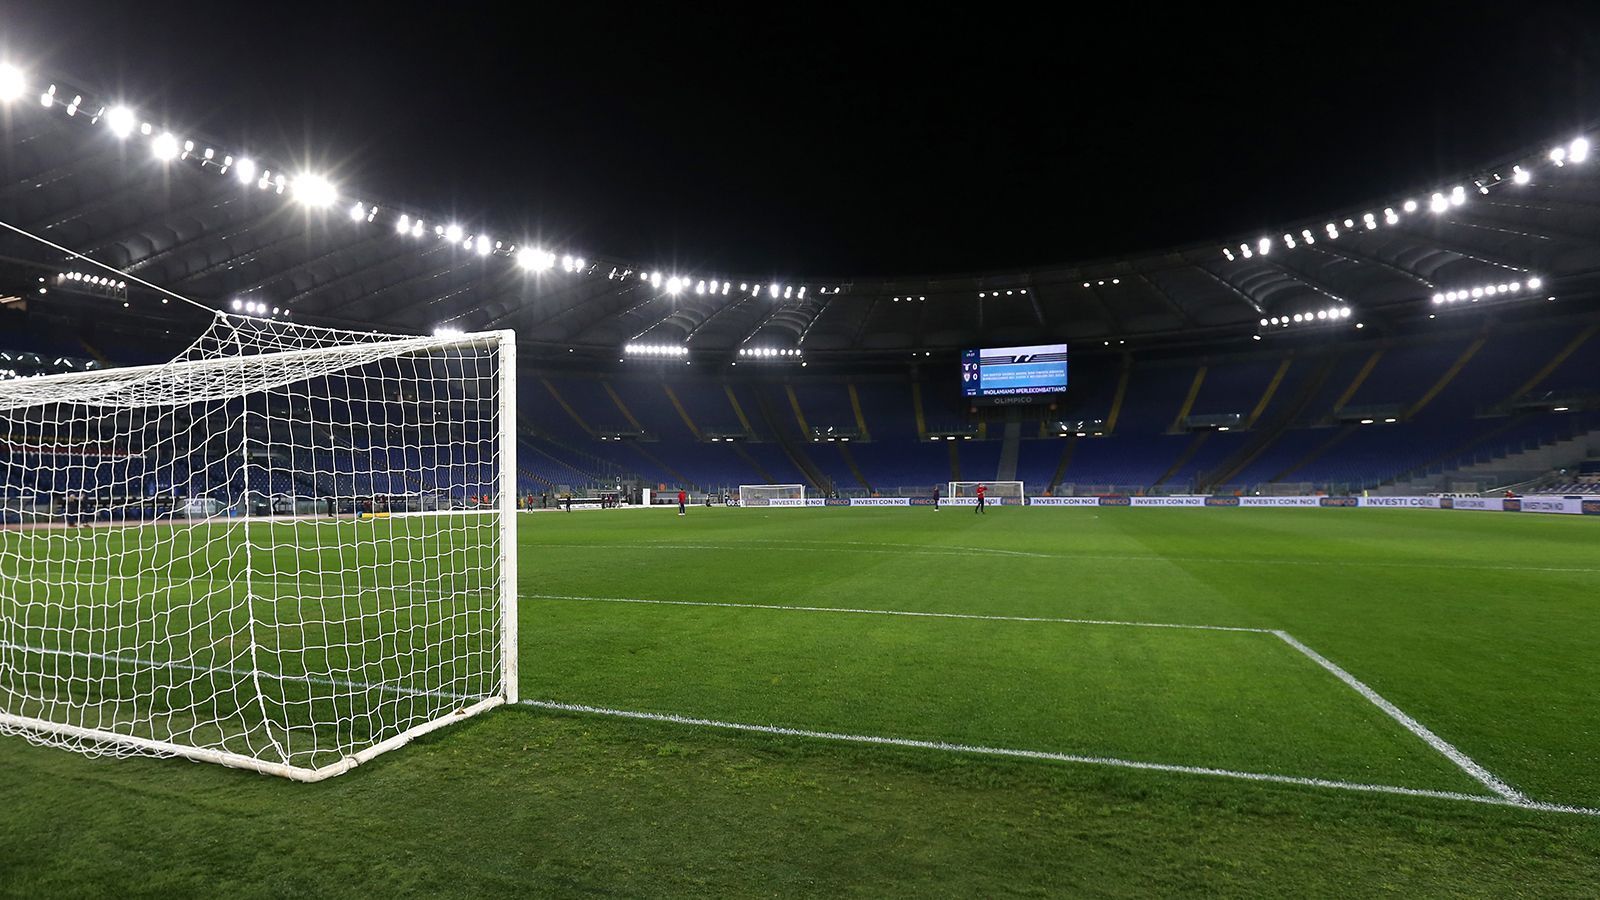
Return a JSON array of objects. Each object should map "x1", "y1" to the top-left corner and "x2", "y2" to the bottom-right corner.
[
  {"x1": 0, "y1": 314, "x2": 517, "y2": 781},
  {"x1": 738, "y1": 483, "x2": 806, "y2": 507},
  {"x1": 948, "y1": 481, "x2": 1024, "y2": 504}
]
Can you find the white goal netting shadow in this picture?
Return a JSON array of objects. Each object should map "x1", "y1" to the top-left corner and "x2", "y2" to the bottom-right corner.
[{"x1": 0, "y1": 314, "x2": 518, "y2": 780}]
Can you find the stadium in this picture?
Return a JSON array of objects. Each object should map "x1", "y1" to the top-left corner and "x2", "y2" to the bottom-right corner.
[{"x1": 2, "y1": 8, "x2": 1599, "y2": 896}]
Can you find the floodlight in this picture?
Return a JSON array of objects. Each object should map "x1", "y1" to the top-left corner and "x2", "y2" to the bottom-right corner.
[
  {"x1": 444, "y1": 224, "x2": 463, "y2": 243},
  {"x1": 1550, "y1": 146, "x2": 1567, "y2": 165},
  {"x1": 0, "y1": 64, "x2": 23, "y2": 102},
  {"x1": 152, "y1": 132, "x2": 179, "y2": 161},
  {"x1": 1429, "y1": 193, "x2": 1447, "y2": 213},
  {"x1": 1449, "y1": 185, "x2": 1465, "y2": 205},
  {"x1": 476, "y1": 235, "x2": 491, "y2": 256},
  {"x1": 1403, "y1": 199, "x2": 1417, "y2": 213},
  {"x1": 769, "y1": 283, "x2": 780, "y2": 298},
  {"x1": 292, "y1": 174, "x2": 336, "y2": 207},
  {"x1": 1527, "y1": 277, "x2": 1542, "y2": 289},
  {"x1": 104, "y1": 105, "x2": 136, "y2": 138},
  {"x1": 234, "y1": 157, "x2": 257, "y2": 184},
  {"x1": 349, "y1": 201, "x2": 365, "y2": 222},
  {"x1": 1512, "y1": 165, "x2": 1530, "y2": 185}
]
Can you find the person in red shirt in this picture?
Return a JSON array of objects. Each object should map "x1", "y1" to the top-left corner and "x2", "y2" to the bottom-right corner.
[
  {"x1": 677, "y1": 489, "x2": 687, "y2": 517},
  {"x1": 974, "y1": 483, "x2": 987, "y2": 515}
]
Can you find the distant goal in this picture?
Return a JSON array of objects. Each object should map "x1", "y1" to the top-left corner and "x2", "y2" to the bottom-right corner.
[
  {"x1": 948, "y1": 481, "x2": 1024, "y2": 504},
  {"x1": 739, "y1": 484, "x2": 806, "y2": 507}
]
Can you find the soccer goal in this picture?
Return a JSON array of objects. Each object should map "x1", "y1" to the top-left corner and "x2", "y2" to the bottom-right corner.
[
  {"x1": 948, "y1": 481, "x2": 1025, "y2": 504},
  {"x1": 739, "y1": 483, "x2": 806, "y2": 507},
  {"x1": 0, "y1": 314, "x2": 518, "y2": 781}
]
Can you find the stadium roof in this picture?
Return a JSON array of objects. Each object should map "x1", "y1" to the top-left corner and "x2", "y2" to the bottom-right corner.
[{"x1": 4, "y1": 63, "x2": 1600, "y2": 359}]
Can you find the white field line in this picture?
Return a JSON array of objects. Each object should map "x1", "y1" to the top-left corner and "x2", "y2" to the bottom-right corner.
[
  {"x1": 527, "y1": 593, "x2": 1272, "y2": 634},
  {"x1": 529, "y1": 542, "x2": 1045, "y2": 561},
  {"x1": 1270, "y1": 630, "x2": 1525, "y2": 802},
  {"x1": 530, "y1": 541, "x2": 1600, "y2": 575},
  {"x1": 9, "y1": 638, "x2": 1598, "y2": 817},
  {"x1": 529, "y1": 592, "x2": 1534, "y2": 808},
  {"x1": 520, "y1": 699, "x2": 1600, "y2": 818}
]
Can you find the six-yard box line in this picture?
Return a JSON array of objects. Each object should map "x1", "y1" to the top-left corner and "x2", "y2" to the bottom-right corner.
[{"x1": 521, "y1": 591, "x2": 1600, "y2": 818}]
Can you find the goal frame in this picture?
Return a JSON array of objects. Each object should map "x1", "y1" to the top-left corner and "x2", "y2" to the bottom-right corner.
[
  {"x1": 738, "y1": 483, "x2": 807, "y2": 507},
  {"x1": 0, "y1": 328, "x2": 519, "y2": 782},
  {"x1": 948, "y1": 480, "x2": 1025, "y2": 504}
]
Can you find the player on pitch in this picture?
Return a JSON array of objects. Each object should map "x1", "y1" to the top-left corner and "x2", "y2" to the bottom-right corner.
[
  {"x1": 974, "y1": 483, "x2": 986, "y2": 515},
  {"x1": 677, "y1": 488, "x2": 687, "y2": 517}
]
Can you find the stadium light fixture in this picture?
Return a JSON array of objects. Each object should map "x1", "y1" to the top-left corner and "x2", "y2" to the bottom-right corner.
[
  {"x1": 1570, "y1": 138, "x2": 1589, "y2": 163},
  {"x1": 444, "y1": 224, "x2": 463, "y2": 243},
  {"x1": 0, "y1": 64, "x2": 24, "y2": 102},
  {"x1": 1429, "y1": 193, "x2": 1448, "y2": 213},
  {"x1": 349, "y1": 201, "x2": 365, "y2": 222},
  {"x1": 104, "y1": 105, "x2": 136, "y2": 138},
  {"x1": 151, "y1": 132, "x2": 180, "y2": 161},
  {"x1": 1512, "y1": 165, "x2": 1531, "y2": 185},
  {"x1": 1550, "y1": 146, "x2": 1568, "y2": 166},
  {"x1": 475, "y1": 235, "x2": 491, "y2": 256},
  {"x1": 292, "y1": 174, "x2": 337, "y2": 208},
  {"x1": 233, "y1": 157, "x2": 257, "y2": 185}
]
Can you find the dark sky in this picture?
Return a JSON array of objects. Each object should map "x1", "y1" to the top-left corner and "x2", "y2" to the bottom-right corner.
[{"x1": 6, "y1": 2, "x2": 1600, "y2": 277}]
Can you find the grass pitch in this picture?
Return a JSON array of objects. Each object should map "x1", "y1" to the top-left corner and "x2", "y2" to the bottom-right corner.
[{"x1": 3, "y1": 505, "x2": 1600, "y2": 896}]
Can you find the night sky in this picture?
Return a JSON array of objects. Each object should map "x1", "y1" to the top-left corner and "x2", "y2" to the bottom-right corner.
[{"x1": 6, "y1": 2, "x2": 1600, "y2": 277}]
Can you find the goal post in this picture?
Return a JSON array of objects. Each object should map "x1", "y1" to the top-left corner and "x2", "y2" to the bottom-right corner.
[
  {"x1": 739, "y1": 483, "x2": 806, "y2": 507},
  {"x1": 0, "y1": 314, "x2": 518, "y2": 781},
  {"x1": 948, "y1": 481, "x2": 1025, "y2": 504}
]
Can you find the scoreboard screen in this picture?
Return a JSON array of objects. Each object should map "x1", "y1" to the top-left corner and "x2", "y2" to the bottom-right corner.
[{"x1": 961, "y1": 344, "x2": 1069, "y2": 398}]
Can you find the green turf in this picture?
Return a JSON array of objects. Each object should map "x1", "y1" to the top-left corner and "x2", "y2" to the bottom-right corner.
[{"x1": 3, "y1": 506, "x2": 1600, "y2": 896}]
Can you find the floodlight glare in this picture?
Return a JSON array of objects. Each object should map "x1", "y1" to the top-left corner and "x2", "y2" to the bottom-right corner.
[
  {"x1": 1512, "y1": 165, "x2": 1531, "y2": 185},
  {"x1": 476, "y1": 235, "x2": 491, "y2": 256},
  {"x1": 1527, "y1": 276, "x2": 1542, "y2": 289},
  {"x1": 349, "y1": 201, "x2": 365, "y2": 222},
  {"x1": 292, "y1": 174, "x2": 337, "y2": 208},
  {"x1": 1429, "y1": 193, "x2": 1448, "y2": 213},
  {"x1": 1572, "y1": 138, "x2": 1590, "y2": 163},
  {"x1": 444, "y1": 224, "x2": 463, "y2": 243},
  {"x1": 0, "y1": 64, "x2": 23, "y2": 102},
  {"x1": 151, "y1": 132, "x2": 180, "y2": 161},
  {"x1": 233, "y1": 157, "x2": 257, "y2": 184},
  {"x1": 104, "y1": 105, "x2": 136, "y2": 138}
]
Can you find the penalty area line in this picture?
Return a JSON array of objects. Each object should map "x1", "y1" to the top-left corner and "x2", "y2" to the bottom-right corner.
[{"x1": 518, "y1": 698, "x2": 1600, "y2": 817}]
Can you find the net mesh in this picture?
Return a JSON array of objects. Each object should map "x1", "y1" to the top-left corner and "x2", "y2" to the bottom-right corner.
[
  {"x1": 0, "y1": 314, "x2": 513, "y2": 778},
  {"x1": 738, "y1": 484, "x2": 806, "y2": 507}
]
